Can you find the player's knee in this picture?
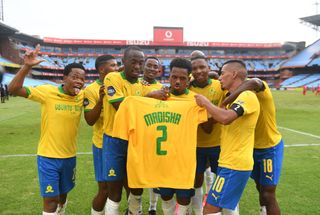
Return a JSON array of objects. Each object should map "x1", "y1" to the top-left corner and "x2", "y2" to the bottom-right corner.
[
  {"x1": 161, "y1": 195, "x2": 174, "y2": 201},
  {"x1": 177, "y1": 197, "x2": 190, "y2": 205},
  {"x1": 260, "y1": 186, "x2": 277, "y2": 203},
  {"x1": 203, "y1": 203, "x2": 221, "y2": 214},
  {"x1": 130, "y1": 188, "x2": 143, "y2": 195},
  {"x1": 43, "y1": 197, "x2": 59, "y2": 212},
  {"x1": 195, "y1": 173, "x2": 204, "y2": 188}
]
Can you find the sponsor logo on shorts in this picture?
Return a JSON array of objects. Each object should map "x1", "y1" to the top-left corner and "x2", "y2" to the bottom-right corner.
[
  {"x1": 45, "y1": 185, "x2": 54, "y2": 193},
  {"x1": 266, "y1": 175, "x2": 273, "y2": 181},
  {"x1": 212, "y1": 193, "x2": 219, "y2": 201},
  {"x1": 108, "y1": 168, "x2": 116, "y2": 177}
]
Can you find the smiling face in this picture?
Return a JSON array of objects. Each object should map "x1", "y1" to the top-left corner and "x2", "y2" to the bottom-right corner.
[
  {"x1": 63, "y1": 68, "x2": 86, "y2": 96},
  {"x1": 169, "y1": 67, "x2": 189, "y2": 94},
  {"x1": 143, "y1": 58, "x2": 160, "y2": 82},
  {"x1": 191, "y1": 58, "x2": 209, "y2": 86}
]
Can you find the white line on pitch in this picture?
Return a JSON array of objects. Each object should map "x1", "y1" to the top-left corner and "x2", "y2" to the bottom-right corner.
[
  {"x1": 1, "y1": 144, "x2": 320, "y2": 158},
  {"x1": 285, "y1": 143, "x2": 320, "y2": 147},
  {"x1": 279, "y1": 126, "x2": 320, "y2": 139}
]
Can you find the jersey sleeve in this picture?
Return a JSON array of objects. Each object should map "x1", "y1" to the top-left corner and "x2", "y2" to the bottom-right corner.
[
  {"x1": 25, "y1": 85, "x2": 48, "y2": 103},
  {"x1": 256, "y1": 81, "x2": 272, "y2": 101},
  {"x1": 112, "y1": 97, "x2": 135, "y2": 140},
  {"x1": 104, "y1": 73, "x2": 125, "y2": 104},
  {"x1": 232, "y1": 91, "x2": 259, "y2": 116},
  {"x1": 197, "y1": 106, "x2": 208, "y2": 124},
  {"x1": 84, "y1": 86, "x2": 97, "y2": 112}
]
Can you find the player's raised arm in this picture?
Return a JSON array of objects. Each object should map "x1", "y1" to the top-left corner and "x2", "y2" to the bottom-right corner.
[
  {"x1": 8, "y1": 44, "x2": 43, "y2": 97},
  {"x1": 221, "y1": 78, "x2": 264, "y2": 108}
]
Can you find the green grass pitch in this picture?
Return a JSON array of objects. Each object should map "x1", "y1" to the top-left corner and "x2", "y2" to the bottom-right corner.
[{"x1": 0, "y1": 90, "x2": 319, "y2": 214}]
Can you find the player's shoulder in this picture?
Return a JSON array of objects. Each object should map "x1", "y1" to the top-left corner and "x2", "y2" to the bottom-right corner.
[
  {"x1": 239, "y1": 90, "x2": 258, "y2": 100},
  {"x1": 105, "y1": 71, "x2": 122, "y2": 80}
]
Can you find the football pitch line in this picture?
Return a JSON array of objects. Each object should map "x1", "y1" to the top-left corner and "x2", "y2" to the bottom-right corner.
[
  {"x1": 278, "y1": 126, "x2": 320, "y2": 139},
  {"x1": 1, "y1": 144, "x2": 320, "y2": 158}
]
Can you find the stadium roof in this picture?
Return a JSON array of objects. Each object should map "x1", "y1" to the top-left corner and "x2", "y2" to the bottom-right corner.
[
  {"x1": 300, "y1": 14, "x2": 320, "y2": 28},
  {"x1": 0, "y1": 21, "x2": 18, "y2": 37}
]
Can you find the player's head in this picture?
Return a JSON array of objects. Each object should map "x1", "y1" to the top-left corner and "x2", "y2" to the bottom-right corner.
[
  {"x1": 63, "y1": 63, "x2": 86, "y2": 96},
  {"x1": 143, "y1": 57, "x2": 160, "y2": 82},
  {"x1": 191, "y1": 56, "x2": 210, "y2": 86},
  {"x1": 95, "y1": 55, "x2": 118, "y2": 80},
  {"x1": 219, "y1": 60, "x2": 247, "y2": 91},
  {"x1": 122, "y1": 46, "x2": 145, "y2": 80},
  {"x1": 169, "y1": 58, "x2": 192, "y2": 94},
  {"x1": 190, "y1": 50, "x2": 206, "y2": 59}
]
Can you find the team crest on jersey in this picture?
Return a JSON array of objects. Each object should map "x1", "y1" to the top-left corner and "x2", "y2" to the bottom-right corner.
[
  {"x1": 209, "y1": 88, "x2": 216, "y2": 97},
  {"x1": 135, "y1": 90, "x2": 141, "y2": 96},
  {"x1": 108, "y1": 168, "x2": 116, "y2": 177},
  {"x1": 45, "y1": 185, "x2": 54, "y2": 193},
  {"x1": 107, "y1": 86, "x2": 116, "y2": 96},
  {"x1": 83, "y1": 98, "x2": 89, "y2": 107},
  {"x1": 154, "y1": 100, "x2": 168, "y2": 108}
]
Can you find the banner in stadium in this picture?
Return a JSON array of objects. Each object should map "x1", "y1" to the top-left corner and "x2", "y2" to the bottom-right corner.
[{"x1": 153, "y1": 27, "x2": 184, "y2": 43}]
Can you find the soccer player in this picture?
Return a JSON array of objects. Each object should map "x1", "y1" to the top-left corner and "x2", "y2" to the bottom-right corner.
[
  {"x1": 221, "y1": 78, "x2": 284, "y2": 215},
  {"x1": 155, "y1": 58, "x2": 199, "y2": 215},
  {"x1": 83, "y1": 55, "x2": 119, "y2": 215},
  {"x1": 8, "y1": 45, "x2": 86, "y2": 215},
  {"x1": 189, "y1": 55, "x2": 224, "y2": 215},
  {"x1": 195, "y1": 60, "x2": 260, "y2": 215},
  {"x1": 141, "y1": 56, "x2": 163, "y2": 215},
  {"x1": 102, "y1": 46, "x2": 168, "y2": 215}
]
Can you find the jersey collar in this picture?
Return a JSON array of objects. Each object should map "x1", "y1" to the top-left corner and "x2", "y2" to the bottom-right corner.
[
  {"x1": 58, "y1": 85, "x2": 66, "y2": 94},
  {"x1": 96, "y1": 79, "x2": 103, "y2": 85},
  {"x1": 191, "y1": 79, "x2": 212, "y2": 88},
  {"x1": 120, "y1": 72, "x2": 138, "y2": 84},
  {"x1": 171, "y1": 88, "x2": 189, "y2": 96}
]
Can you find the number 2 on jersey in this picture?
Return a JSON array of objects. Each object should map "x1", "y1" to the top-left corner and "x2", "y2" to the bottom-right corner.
[{"x1": 156, "y1": 125, "x2": 167, "y2": 155}]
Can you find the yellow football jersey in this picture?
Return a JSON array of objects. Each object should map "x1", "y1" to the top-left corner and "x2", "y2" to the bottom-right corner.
[
  {"x1": 141, "y1": 79, "x2": 163, "y2": 95},
  {"x1": 25, "y1": 85, "x2": 83, "y2": 158},
  {"x1": 103, "y1": 72, "x2": 144, "y2": 136},
  {"x1": 84, "y1": 80, "x2": 104, "y2": 148},
  {"x1": 189, "y1": 79, "x2": 225, "y2": 147},
  {"x1": 112, "y1": 96, "x2": 207, "y2": 189},
  {"x1": 219, "y1": 91, "x2": 260, "y2": 171},
  {"x1": 255, "y1": 81, "x2": 282, "y2": 149}
]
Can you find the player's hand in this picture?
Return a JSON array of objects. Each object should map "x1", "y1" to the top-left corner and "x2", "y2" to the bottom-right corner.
[
  {"x1": 195, "y1": 94, "x2": 210, "y2": 107},
  {"x1": 23, "y1": 44, "x2": 44, "y2": 67},
  {"x1": 99, "y1": 85, "x2": 105, "y2": 102},
  {"x1": 146, "y1": 86, "x2": 170, "y2": 100}
]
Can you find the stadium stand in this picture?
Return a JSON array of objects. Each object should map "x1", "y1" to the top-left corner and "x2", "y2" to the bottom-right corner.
[{"x1": 2, "y1": 21, "x2": 320, "y2": 88}]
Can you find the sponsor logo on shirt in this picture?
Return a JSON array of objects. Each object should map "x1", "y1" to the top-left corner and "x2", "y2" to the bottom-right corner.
[
  {"x1": 107, "y1": 86, "x2": 116, "y2": 96},
  {"x1": 83, "y1": 98, "x2": 89, "y2": 106}
]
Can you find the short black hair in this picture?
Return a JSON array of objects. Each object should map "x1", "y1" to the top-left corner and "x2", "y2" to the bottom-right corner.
[
  {"x1": 170, "y1": 58, "x2": 192, "y2": 74},
  {"x1": 190, "y1": 55, "x2": 207, "y2": 62},
  {"x1": 221, "y1": 59, "x2": 246, "y2": 69},
  {"x1": 95, "y1": 55, "x2": 115, "y2": 71},
  {"x1": 123, "y1": 46, "x2": 143, "y2": 59},
  {"x1": 145, "y1": 56, "x2": 160, "y2": 64},
  {"x1": 63, "y1": 63, "x2": 86, "y2": 76}
]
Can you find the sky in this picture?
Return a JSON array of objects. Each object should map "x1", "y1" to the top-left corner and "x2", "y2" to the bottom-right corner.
[{"x1": 2, "y1": 0, "x2": 320, "y2": 46}]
